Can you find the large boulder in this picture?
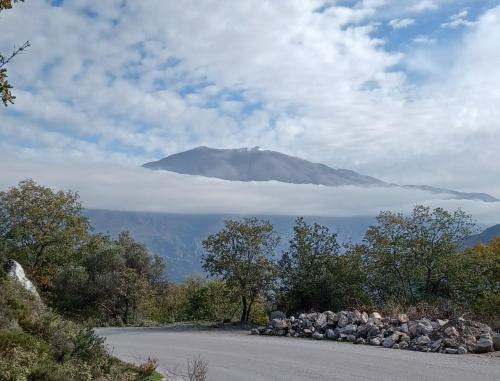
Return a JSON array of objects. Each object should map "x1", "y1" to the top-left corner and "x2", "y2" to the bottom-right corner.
[
  {"x1": 409, "y1": 319, "x2": 433, "y2": 338},
  {"x1": 4, "y1": 259, "x2": 40, "y2": 300},
  {"x1": 475, "y1": 333, "x2": 494, "y2": 353},
  {"x1": 314, "y1": 313, "x2": 327, "y2": 328},
  {"x1": 270, "y1": 311, "x2": 286, "y2": 320},
  {"x1": 337, "y1": 312, "x2": 349, "y2": 328},
  {"x1": 383, "y1": 337, "x2": 395, "y2": 348},
  {"x1": 492, "y1": 333, "x2": 500, "y2": 351},
  {"x1": 370, "y1": 312, "x2": 382, "y2": 320},
  {"x1": 249, "y1": 309, "x2": 496, "y2": 356}
]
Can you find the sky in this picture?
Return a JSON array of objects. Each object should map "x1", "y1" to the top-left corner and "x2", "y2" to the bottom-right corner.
[{"x1": 1, "y1": 0, "x2": 500, "y2": 221}]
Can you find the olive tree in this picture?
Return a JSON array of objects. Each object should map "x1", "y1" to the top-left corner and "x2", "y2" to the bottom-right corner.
[{"x1": 202, "y1": 218, "x2": 278, "y2": 323}]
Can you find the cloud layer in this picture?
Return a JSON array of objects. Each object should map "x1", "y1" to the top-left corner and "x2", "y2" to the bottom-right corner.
[{"x1": 1, "y1": 157, "x2": 499, "y2": 226}]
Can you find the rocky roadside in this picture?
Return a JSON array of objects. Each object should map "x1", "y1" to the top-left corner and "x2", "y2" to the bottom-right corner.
[{"x1": 251, "y1": 310, "x2": 500, "y2": 355}]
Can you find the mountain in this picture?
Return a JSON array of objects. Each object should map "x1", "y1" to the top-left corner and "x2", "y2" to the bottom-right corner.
[
  {"x1": 85, "y1": 209, "x2": 375, "y2": 282},
  {"x1": 143, "y1": 146, "x2": 498, "y2": 202},
  {"x1": 402, "y1": 185, "x2": 499, "y2": 203},
  {"x1": 143, "y1": 146, "x2": 386, "y2": 187},
  {"x1": 463, "y1": 224, "x2": 500, "y2": 247}
]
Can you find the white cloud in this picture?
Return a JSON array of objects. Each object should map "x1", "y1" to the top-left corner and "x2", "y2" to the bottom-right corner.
[
  {"x1": 0, "y1": 1, "x2": 499, "y2": 209},
  {"x1": 389, "y1": 18, "x2": 416, "y2": 29},
  {"x1": 0, "y1": 157, "x2": 498, "y2": 225},
  {"x1": 442, "y1": 9, "x2": 475, "y2": 28},
  {"x1": 410, "y1": 0, "x2": 439, "y2": 13},
  {"x1": 413, "y1": 35, "x2": 436, "y2": 44}
]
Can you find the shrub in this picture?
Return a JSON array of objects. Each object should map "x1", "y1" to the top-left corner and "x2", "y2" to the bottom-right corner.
[
  {"x1": 186, "y1": 356, "x2": 208, "y2": 381},
  {"x1": 0, "y1": 331, "x2": 48, "y2": 381},
  {"x1": 250, "y1": 299, "x2": 269, "y2": 326},
  {"x1": 27, "y1": 360, "x2": 93, "y2": 381},
  {"x1": 137, "y1": 357, "x2": 159, "y2": 376}
]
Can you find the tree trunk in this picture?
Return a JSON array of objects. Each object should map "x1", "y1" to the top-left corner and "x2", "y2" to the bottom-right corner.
[
  {"x1": 240, "y1": 296, "x2": 248, "y2": 323},
  {"x1": 245, "y1": 299, "x2": 254, "y2": 323},
  {"x1": 425, "y1": 266, "x2": 432, "y2": 294}
]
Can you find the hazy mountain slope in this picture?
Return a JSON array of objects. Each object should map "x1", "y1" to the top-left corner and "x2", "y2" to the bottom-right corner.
[
  {"x1": 463, "y1": 224, "x2": 500, "y2": 247},
  {"x1": 402, "y1": 185, "x2": 499, "y2": 203},
  {"x1": 85, "y1": 209, "x2": 375, "y2": 282},
  {"x1": 143, "y1": 146, "x2": 498, "y2": 202},
  {"x1": 143, "y1": 146, "x2": 386, "y2": 186}
]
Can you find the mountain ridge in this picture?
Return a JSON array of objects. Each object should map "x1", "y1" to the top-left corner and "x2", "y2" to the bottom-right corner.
[
  {"x1": 143, "y1": 146, "x2": 498, "y2": 203},
  {"x1": 463, "y1": 224, "x2": 500, "y2": 247}
]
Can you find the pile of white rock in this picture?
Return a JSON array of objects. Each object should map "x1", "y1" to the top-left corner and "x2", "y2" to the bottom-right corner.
[{"x1": 251, "y1": 310, "x2": 500, "y2": 355}]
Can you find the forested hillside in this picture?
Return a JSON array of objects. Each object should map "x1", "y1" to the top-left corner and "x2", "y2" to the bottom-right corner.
[{"x1": 85, "y1": 209, "x2": 375, "y2": 281}]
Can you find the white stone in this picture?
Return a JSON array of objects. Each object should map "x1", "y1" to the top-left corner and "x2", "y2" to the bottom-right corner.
[{"x1": 5, "y1": 259, "x2": 40, "y2": 300}]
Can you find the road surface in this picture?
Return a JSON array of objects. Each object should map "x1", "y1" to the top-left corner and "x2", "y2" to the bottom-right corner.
[{"x1": 96, "y1": 327, "x2": 500, "y2": 381}]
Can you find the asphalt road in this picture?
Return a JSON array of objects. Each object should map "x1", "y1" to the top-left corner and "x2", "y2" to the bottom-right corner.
[{"x1": 96, "y1": 327, "x2": 500, "y2": 381}]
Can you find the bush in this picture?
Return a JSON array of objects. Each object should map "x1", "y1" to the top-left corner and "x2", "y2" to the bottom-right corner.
[
  {"x1": 0, "y1": 331, "x2": 48, "y2": 381},
  {"x1": 137, "y1": 357, "x2": 159, "y2": 376},
  {"x1": 0, "y1": 277, "x2": 153, "y2": 381},
  {"x1": 249, "y1": 299, "x2": 269, "y2": 326},
  {"x1": 27, "y1": 360, "x2": 93, "y2": 381}
]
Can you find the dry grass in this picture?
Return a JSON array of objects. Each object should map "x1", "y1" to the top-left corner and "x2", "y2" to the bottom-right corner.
[{"x1": 138, "y1": 357, "x2": 159, "y2": 376}]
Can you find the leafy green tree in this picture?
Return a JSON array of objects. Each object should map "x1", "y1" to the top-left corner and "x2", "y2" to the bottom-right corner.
[
  {"x1": 202, "y1": 218, "x2": 278, "y2": 323},
  {"x1": 330, "y1": 244, "x2": 370, "y2": 309},
  {"x1": 183, "y1": 278, "x2": 240, "y2": 322},
  {"x1": 448, "y1": 238, "x2": 500, "y2": 324},
  {"x1": 1, "y1": 0, "x2": 30, "y2": 106},
  {"x1": 278, "y1": 218, "x2": 341, "y2": 312},
  {"x1": 0, "y1": 179, "x2": 89, "y2": 289},
  {"x1": 362, "y1": 205, "x2": 474, "y2": 305},
  {"x1": 53, "y1": 233, "x2": 165, "y2": 325}
]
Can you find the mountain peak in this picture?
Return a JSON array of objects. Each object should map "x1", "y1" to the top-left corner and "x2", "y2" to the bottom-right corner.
[
  {"x1": 143, "y1": 147, "x2": 498, "y2": 203},
  {"x1": 143, "y1": 146, "x2": 386, "y2": 187}
]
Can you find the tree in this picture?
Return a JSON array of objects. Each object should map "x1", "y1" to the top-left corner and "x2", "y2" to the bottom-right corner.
[
  {"x1": 1, "y1": 0, "x2": 30, "y2": 106},
  {"x1": 278, "y1": 218, "x2": 341, "y2": 312},
  {"x1": 0, "y1": 179, "x2": 89, "y2": 289},
  {"x1": 362, "y1": 205, "x2": 474, "y2": 305},
  {"x1": 448, "y1": 238, "x2": 500, "y2": 322},
  {"x1": 53, "y1": 232, "x2": 165, "y2": 324},
  {"x1": 202, "y1": 218, "x2": 278, "y2": 323}
]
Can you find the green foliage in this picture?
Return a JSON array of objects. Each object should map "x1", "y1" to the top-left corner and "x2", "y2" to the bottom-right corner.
[
  {"x1": 27, "y1": 360, "x2": 94, "y2": 381},
  {"x1": 0, "y1": 277, "x2": 152, "y2": 381},
  {"x1": 278, "y1": 218, "x2": 341, "y2": 312},
  {"x1": 202, "y1": 218, "x2": 279, "y2": 323},
  {"x1": 361, "y1": 205, "x2": 473, "y2": 305},
  {"x1": 51, "y1": 231, "x2": 166, "y2": 325},
  {"x1": 0, "y1": 331, "x2": 48, "y2": 381},
  {"x1": 184, "y1": 278, "x2": 241, "y2": 322},
  {"x1": 146, "y1": 278, "x2": 241, "y2": 324},
  {"x1": 447, "y1": 238, "x2": 500, "y2": 327},
  {"x1": 0, "y1": 179, "x2": 89, "y2": 290},
  {"x1": 73, "y1": 328, "x2": 107, "y2": 367},
  {"x1": 0, "y1": 0, "x2": 24, "y2": 12},
  {"x1": 249, "y1": 298, "x2": 269, "y2": 326}
]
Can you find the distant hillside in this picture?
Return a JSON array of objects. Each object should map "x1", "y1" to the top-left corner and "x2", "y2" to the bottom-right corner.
[
  {"x1": 143, "y1": 146, "x2": 385, "y2": 187},
  {"x1": 85, "y1": 209, "x2": 375, "y2": 282},
  {"x1": 143, "y1": 146, "x2": 498, "y2": 202},
  {"x1": 463, "y1": 224, "x2": 500, "y2": 247}
]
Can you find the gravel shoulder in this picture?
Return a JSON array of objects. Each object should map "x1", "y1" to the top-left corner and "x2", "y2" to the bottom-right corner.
[{"x1": 96, "y1": 327, "x2": 500, "y2": 381}]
